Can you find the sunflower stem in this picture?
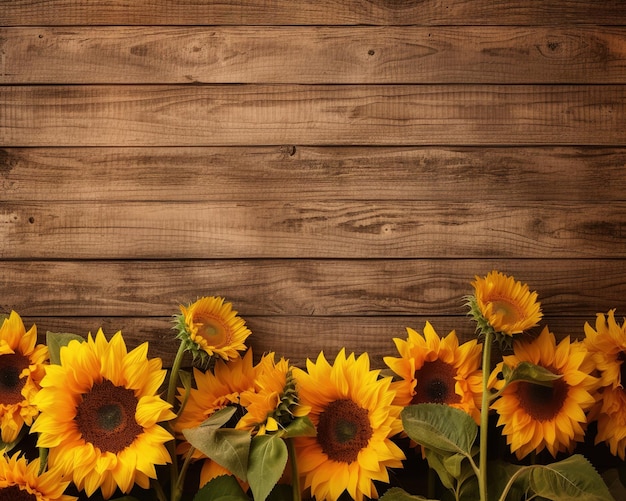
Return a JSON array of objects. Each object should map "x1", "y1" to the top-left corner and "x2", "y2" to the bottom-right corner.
[
  {"x1": 37, "y1": 447, "x2": 48, "y2": 475},
  {"x1": 166, "y1": 341, "x2": 187, "y2": 501},
  {"x1": 286, "y1": 437, "x2": 301, "y2": 501},
  {"x1": 167, "y1": 342, "x2": 187, "y2": 409},
  {"x1": 172, "y1": 446, "x2": 195, "y2": 501},
  {"x1": 479, "y1": 329, "x2": 494, "y2": 501}
]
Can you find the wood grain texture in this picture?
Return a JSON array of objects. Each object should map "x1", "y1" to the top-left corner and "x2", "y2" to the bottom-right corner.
[
  {"x1": 3, "y1": 0, "x2": 626, "y2": 26},
  {"x1": 3, "y1": 26, "x2": 626, "y2": 84},
  {"x1": 2, "y1": 201, "x2": 625, "y2": 258},
  {"x1": 3, "y1": 146, "x2": 625, "y2": 202},
  {"x1": 2, "y1": 260, "x2": 625, "y2": 318},
  {"x1": 2, "y1": 85, "x2": 625, "y2": 146},
  {"x1": 21, "y1": 315, "x2": 604, "y2": 368}
]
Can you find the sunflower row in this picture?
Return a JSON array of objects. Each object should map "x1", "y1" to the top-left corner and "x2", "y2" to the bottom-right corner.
[{"x1": 0, "y1": 271, "x2": 622, "y2": 501}]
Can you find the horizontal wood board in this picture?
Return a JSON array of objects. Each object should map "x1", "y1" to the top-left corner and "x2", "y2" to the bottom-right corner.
[
  {"x1": 3, "y1": 0, "x2": 626, "y2": 26},
  {"x1": 3, "y1": 27, "x2": 626, "y2": 84},
  {"x1": 1, "y1": 0, "x2": 626, "y2": 373}
]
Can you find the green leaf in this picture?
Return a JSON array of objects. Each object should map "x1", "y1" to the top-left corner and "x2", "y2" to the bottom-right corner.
[
  {"x1": 401, "y1": 404, "x2": 477, "y2": 457},
  {"x1": 379, "y1": 487, "x2": 438, "y2": 500},
  {"x1": 282, "y1": 416, "x2": 316, "y2": 438},
  {"x1": 201, "y1": 406, "x2": 238, "y2": 428},
  {"x1": 526, "y1": 455, "x2": 615, "y2": 501},
  {"x1": 487, "y1": 460, "x2": 526, "y2": 501},
  {"x1": 193, "y1": 475, "x2": 250, "y2": 501},
  {"x1": 504, "y1": 361, "x2": 562, "y2": 388},
  {"x1": 248, "y1": 434, "x2": 288, "y2": 501},
  {"x1": 423, "y1": 449, "x2": 455, "y2": 490},
  {"x1": 46, "y1": 331, "x2": 85, "y2": 365},
  {"x1": 183, "y1": 421, "x2": 251, "y2": 482}
]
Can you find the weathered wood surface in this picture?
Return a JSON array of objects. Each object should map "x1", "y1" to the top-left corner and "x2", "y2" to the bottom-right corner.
[
  {"x1": 3, "y1": 0, "x2": 626, "y2": 26},
  {"x1": 3, "y1": 85, "x2": 625, "y2": 146},
  {"x1": 18, "y1": 315, "x2": 606, "y2": 368},
  {"x1": 2, "y1": 201, "x2": 625, "y2": 258},
  {"x1": 5, "y1": 258, "x2": 625, "y2": 366},
  {"x1": 3, "y1": 27, "x2": 626, "y2": 84},
  {"x1": 2, "y1": 0, "x2": 626, "y2": 373},
  {"x1": 3, "y1": 260, "x2": 624, "y2": 317},
  {"x1": 3, "y1": 147, "x2": 626, "y2": 202}
]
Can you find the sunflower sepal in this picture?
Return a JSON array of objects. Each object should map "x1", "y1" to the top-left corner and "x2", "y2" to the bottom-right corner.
[{"x1": 45, "y1": 331, "x2": 85, "y2": 365}]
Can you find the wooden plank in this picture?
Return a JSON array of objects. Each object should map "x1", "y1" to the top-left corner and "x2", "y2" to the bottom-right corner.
[
  {"x1": 2, "y1": 85, "x2": 625, "y2": 146},
  {"x1": 2, "y1": 0, "x2": 625, "y2": 26},
  {"x1": 3, "y1": 147, "x2": 626, "y2": 203},
  {"x1": 20, "y1": 315, "x2": 603, "y2": 368},
  {"x1": 2, "y1": 201, "x2": 626, "y2": 259},
  {"x1": 3, "y1": 27, "x2": 626, "y2": 84},
  {"x1": 2, "y1": 260, "x2": 625, "y2": 318}
]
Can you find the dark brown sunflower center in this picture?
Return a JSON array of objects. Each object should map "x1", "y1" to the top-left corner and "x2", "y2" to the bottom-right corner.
[
  {"x1": 515, "y1": 375, "x2": 568, "y2": 421},
  {"x1": 75, "y1": 379, "x2": 143, "y2": 454},
  {"x1": 412, "y1": 359, "x2": 461, "y2": 405},
  {"x1": 0, "y1": 485, "x2": 37, "y2": 501},
  {"x1": 0, "y1": 353, "x2": 30, "y2": 405},
  {"x1": 317, "y1": 399, "x2": 373, "y2": 464}
]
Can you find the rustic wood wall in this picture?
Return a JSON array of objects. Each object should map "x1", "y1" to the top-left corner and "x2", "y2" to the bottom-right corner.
[{"x1": 1, "y1": 0, "x2": 626, "y2": 370}]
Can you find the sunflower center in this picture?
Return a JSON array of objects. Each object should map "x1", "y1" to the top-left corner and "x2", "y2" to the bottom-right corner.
[
  {"x1": 195, "y1": 315, "x2": 230, "y2": 347},
  {"x1": 515, "y1": 376, "x2": 568, "y2": 421},
  {"x1": 317, "y1": 399, "x2": 373, "y2": 464},
  {"x1": 75, "y1": 379, "x2": 143, "y2": 454},
  {"x1": 411, "y1": 359, "x2": 460, "y2": 405},
  {"x1": 0, "y1": 485, "x2": 37, "y2": 501},
  {"x1": 0, "y1": 353, "x2": 29, "y2": 405},
  {"x1": 490, "y1": 297, "x2": 524, "y2": 324}
]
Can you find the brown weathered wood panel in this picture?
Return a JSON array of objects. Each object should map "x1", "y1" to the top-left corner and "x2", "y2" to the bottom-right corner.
[
  {"x1": 21, "y1": 315, "x2": 605, "y2": 368},
  {"x1": 2, "y1": 201, "x2": 625, "y2": 258},
  {"x1": 3, "y1": 260, "x2": 625, "y2": 318},
  {"x1": 3, "y1": 27, "x2": 626, "y2": 84},
  {"x1": 2, "y1": 85, "x2": 625, "y2": 146},
  {"x1": 3, "y1": 0, "x2": 625, "y2": 26},
  {"x1": 3, "y1": 147, "x2": 625, "y2": 202}
]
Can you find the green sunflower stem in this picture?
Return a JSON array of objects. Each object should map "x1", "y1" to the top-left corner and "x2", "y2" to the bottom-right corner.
[
  {"x1": 167, "y1": 342, "x2": 187, "y2": 409},
  {"x1": 172, "y1": 446, "x2": 195, "y2": 501},
  {"x1": 478, "y1": 329, "x2": 494, "y2": 501},
  {"x1": 286, "y1": 437, "x2": 301, "y2": 501},
  {"x1": 37, "y1": 447, "x2": 48, "y2": 475},
  {"x1": 166, "y1": 341, "x2": 187, "y2": 501}
]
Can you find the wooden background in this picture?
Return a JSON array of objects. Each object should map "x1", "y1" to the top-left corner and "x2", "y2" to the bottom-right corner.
[{"x1": 2, "y1": 0, "x2": 626, "y2": 371}]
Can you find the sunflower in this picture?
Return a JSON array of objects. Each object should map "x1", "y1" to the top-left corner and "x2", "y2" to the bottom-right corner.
[
  {"x1": 174, "y1": 349, "x2": 258, "y2": 487},
  {"x1": 31, "y1": 330, "x2": 176, "y2": 499},
  {"x1": 292, "y1": 349, "x2": 405, "y2": 501},
  {"x1": 175, "y1": 296, "x2": 251, "y2": 362},
  {"x1": 469, "y1": 270, "x2": 542, "y2": 337},
  {"x1": 490, "y1": 326, "x2": 596, "y2": 459},
  {"x1": 0, "y1": 453, "x2": 76, "y2": 501},
  {"x1": 238, "y1": 353, "x2": 310, "y2": 435},
  {"x1": 0, "y1": 311, "x2": 48, "y2": 444},
  {"x1": 384, "y1": 322, "x2": 483, "y2": 424},
  {"x1": 583, "y1": 310, "x2": 626, "y2": 459}
]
